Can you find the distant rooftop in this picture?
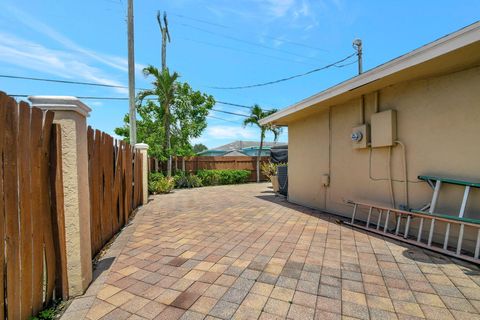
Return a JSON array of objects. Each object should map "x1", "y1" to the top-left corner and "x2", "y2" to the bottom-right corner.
[{"x1": 211, "y1": 140, "x2": 287, "y2": 151}]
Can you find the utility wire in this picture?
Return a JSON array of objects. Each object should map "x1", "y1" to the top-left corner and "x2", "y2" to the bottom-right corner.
[
  {"x1": 2, "y1": 74, "x2": 268, "y2": 110},
  {"x1": 171, "y1": 12, "x2": 327, "y2": 52},
  {"x1": 10, "y1": 94, "x2": 129, "y2": 100},
  {"x1": 176, "y1": 22, "x2": 324, "y2": 63},
  {"x1": 207, "y1": 115, "x2": 239, "y2": 124},
  {"x1": 178, "y1": 36, "x2": 315, "y2": 67},
  {"x1": 210, "y1": 52, "x2": 357, "y2": 90},
  {"x1": 211, "y1": 108, "x2": 248, "y2": 117},
  {"x1": 0, "y1": 74, "x2": 136, "y2": 90},
  {"x1": 216, "y1": 101, "x2": 273, "y2": 111}
]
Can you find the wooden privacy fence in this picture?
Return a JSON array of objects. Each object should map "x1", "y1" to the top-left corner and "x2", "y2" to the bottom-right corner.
[
  {"x1": 149, "y1": 156, "x2": 270, "y2": 182},
  {"x1": 87, "y1": 128, "x2": 143, "y2": 258},
  {"x1": 0, "y1": 92, "x2": 67, "y2": 319}
]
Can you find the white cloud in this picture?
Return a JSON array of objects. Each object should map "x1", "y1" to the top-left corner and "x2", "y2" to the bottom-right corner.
[
  {"x1": 4, "y1": 4, "x2": 128, "y2": 72},
  {"x1": 206, "y1": 125, "x2": 257, "y2": 140},
  {"x1": 263, "y1": 0, "x2": 296, "y2": 18},
  {"x1": 0, "y1": 3, "x2": 149, "y2": 95},
  {"x1": 0, "y1": 32, "x2": 129, "y2": 94}
]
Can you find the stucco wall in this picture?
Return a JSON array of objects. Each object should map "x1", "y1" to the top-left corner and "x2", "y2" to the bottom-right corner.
[{"x1": 287, "y1": 66, "x2": 480, "y2": 250}]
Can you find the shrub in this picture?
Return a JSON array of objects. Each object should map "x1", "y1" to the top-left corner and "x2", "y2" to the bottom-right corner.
[
  {"x1": 155, "y1": 176, "x2": 175, "y2": 193},
  {"x1": 148, "y1": 172, "x2": 164, "y2": 193},
  {"x1": 261, "y1": 161, "x2": 278, "y2": 179},
  {"x1": 148, "y1": 172, "x2": 174, "y2": 194},
  {"x1": 197, "y1": 169, "x2": 250, "y2": 186},
  {"x1": 174, "y1": 171, "x2": 203, "y2": 188}
]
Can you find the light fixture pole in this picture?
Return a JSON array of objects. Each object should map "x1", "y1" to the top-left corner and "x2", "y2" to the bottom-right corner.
[{"x1": 353, "y1": 39, "x2": 363, "y2": 75}]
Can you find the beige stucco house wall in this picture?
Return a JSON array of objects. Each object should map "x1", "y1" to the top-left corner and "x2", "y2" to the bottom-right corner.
[{"x1": 261, "y1": 22, "x2": 480, "y2": 252}]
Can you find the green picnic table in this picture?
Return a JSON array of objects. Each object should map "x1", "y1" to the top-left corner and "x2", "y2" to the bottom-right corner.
[{"x1": 417, "y1": 175, "x2": 480, "y2": 221}]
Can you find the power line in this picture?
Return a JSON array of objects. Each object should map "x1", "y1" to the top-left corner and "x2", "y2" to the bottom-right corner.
[
  {"x1": 216, "y1": 101, "x2": 273, "y2": 112},
  {"x1": 210, "y1": 52, "x2": 357, "y2": 90},
  {"x1": 0, "y1": 74, "x2": 135, "y2": 89},
  {"x1": 12, "y1": 94, "x2": 249, "y2": 117},
  {"x1": 211, "y1": 108, "x2": 248, "y2": 117},
  {"x1": 10, "y1": 94, "x2": 129, "y2": 100},
  {"x1": 207, "y1": 115, "x2": 239, "y2": 124},
  {"x1": 1, "y1": 74, "x2": 268, "y2": 110},
  {"x1": 170, "y1": 12, "x2": 327, "y2": 53},
  {"x1": 176, "y1": 22, "x2": 325, "y2": 63},
  {"x1": 178, "y1": 36, "x2": 315, "y2": 67}
]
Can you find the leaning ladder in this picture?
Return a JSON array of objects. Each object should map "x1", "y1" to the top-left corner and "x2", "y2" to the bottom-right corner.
[{"x1": 346, "y1": 201, "x2": 480, "y2": 264}]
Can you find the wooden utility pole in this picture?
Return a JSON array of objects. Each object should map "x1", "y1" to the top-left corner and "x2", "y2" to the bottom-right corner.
[
  {"x1": 128, "y1": 0, "x2": 137, "y2": 144},
  {"x1": 157, "y1": 11, "x2": 170, "y2": 71},
  {"x1": 157, "y1": 11, "x2": 173, "y2": 176}
]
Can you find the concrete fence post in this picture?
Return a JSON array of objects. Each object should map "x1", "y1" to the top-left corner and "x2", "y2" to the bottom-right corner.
[
  {"x1": 135, "y1": 143, "x2": 149, "y2": 205},
  {"x1": 29, "y1": 96, "x2": 93, "y2": 297}
]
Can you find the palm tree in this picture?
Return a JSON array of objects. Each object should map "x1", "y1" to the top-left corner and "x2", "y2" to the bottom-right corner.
[
  {"x1": 137, "y1": 66, "x2": 178, "y2": 177},
  {"x1": 243, "y1": 104, "x2": 281, "y2": 183}
]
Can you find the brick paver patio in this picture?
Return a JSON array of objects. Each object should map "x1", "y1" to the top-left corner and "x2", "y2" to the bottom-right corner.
[{"x1": 62, "y1": 183, "x2": 480, "y2": 320}]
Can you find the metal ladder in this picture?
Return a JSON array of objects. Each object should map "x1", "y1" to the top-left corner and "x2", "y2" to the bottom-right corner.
[{"x1": 346, "y1": 201, "x2": 480, "y2": 264}]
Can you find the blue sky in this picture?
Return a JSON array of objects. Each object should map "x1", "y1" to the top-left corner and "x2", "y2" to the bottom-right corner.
[{"x1": 0, "y1": 0, "x2": 478, "y2": 148}]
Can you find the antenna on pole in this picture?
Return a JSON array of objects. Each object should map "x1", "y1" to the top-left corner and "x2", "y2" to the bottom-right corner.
[{"x1": 353, "y1": 39, "x2": 363, "y2": 75}]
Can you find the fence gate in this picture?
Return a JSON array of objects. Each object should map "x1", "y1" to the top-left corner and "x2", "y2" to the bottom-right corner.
[{"x1": 0, "y1": 92, "x2": 67, "y2": 320}]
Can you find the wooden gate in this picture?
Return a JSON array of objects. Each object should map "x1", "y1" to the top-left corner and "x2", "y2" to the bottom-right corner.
[{"x1": 0, "y1": 92, "x2": 67, "y2": 319}]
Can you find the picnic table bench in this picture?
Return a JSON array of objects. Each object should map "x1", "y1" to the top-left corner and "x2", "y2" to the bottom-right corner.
[{"x1": 415, "y1": 175, "x2": 480, "y2": 220}]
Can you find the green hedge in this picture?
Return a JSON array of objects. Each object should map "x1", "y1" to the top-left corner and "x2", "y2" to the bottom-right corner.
[
  {"x1": 149, "y1": 169, "x2": 251, "y2": 194},
  {"x1": 148, "y1": 172, "x2": 175, "y2": 194},
  {"x1": 197, "y1": 169, "x2": 250, "y2": 186},
  {"x1": 174, "y1": 171, "x2": 203, "y2": 188}
]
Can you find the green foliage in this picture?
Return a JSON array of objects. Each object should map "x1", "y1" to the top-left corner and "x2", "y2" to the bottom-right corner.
[
  {"x1": 148, "y1": 172, "x2": 174, "y2": 194},
  {"x1": 243, "y1": 104, "x2": 281, "y2": 153},
  {"x1": 174, "y1": 171, "x2": 203, "y2": 188},
  {"x1": 197, "y1": 169, "x2": 250, "y2": 186},
  {"x1": 30, "y1": 307, "x2": 56, "y2": 320},
  {"x1": 261, "y1": 161, "x2": 279, "y2": 179},
  {"x1": 193, "y1": 143, "x2": 208, "y2": 153},
  {"x1": 114, "y1": 66, "x2": 215, "y2": 162}
]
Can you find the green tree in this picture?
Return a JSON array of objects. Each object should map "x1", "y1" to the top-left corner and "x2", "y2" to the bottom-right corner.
[
  {"x1": 115, "y1": 66, "x2": 214, "y2": 175},
  {"x1": 243, "y1": 104, "x2": 281, "y2": 183},
  {"x1": 193, "y1": 143, "x2": 208, "y2": 153},
  {"x1": 137, "y1": 66, "x2": 178, "y2": 177}
]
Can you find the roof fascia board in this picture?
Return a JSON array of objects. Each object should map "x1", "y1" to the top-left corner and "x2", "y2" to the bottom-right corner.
[{"x1": 260, "y1": 21, "x2": 480, "y2": 125}]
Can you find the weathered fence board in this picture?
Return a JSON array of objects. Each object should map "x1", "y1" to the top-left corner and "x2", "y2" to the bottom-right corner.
[
  {"x1": 19, "y1": 101, "x2": 33, "y2": 317},
  {"x1": 87, "y1": 128, "x2": 143, "y2": 258},
  {"x1": 0, "y1": 94, "x2": 5, "y2": 320},
  {"x1": 0, "y1": 92, "x2": 68, "y2": 319}
]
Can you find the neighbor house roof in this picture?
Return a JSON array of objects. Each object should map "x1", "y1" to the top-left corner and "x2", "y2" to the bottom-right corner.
[
  {"x1": 211, "y1": 140, "x2": 287, "y2": 151},
  {"x1": 260, "y1": 21, "x2": 480, "y2": 126}
]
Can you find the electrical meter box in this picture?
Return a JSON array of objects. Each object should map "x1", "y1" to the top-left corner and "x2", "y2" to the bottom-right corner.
[
  {"x1": 371, "y1": 110, "x2": 397, "y2": 148},
  {"x1": 351, "y1": 124, "x2": 369, "y2": 149}
]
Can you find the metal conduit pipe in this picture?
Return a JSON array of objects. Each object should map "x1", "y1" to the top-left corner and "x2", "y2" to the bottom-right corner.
[
  {"x1": 395, "y1": 140, "x2": 409, "y2": 209},
  {"x1": 388, "y1": 146, "x2": 396, "y2": 208}
]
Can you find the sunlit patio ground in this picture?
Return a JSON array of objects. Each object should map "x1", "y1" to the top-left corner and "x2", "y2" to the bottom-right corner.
[{"x1": 62, "y1": 183, "x2": 480, "y2": 320}]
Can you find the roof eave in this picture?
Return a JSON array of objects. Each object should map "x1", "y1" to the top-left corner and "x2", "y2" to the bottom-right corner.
[{"x1": 260, "y1": 21, "x2": 480, "y2": 126}]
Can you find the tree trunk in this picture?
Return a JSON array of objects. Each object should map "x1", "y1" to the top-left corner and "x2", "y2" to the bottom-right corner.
[
  {"x1": 182, "y1": 157, "x2": 186, "y2": 172},
  {"x1": 164, "y1": 101, "x2": 172, "y2": 177},
  {"x1": 257, "y1": 132, "x2": 264, "y2": 183}
]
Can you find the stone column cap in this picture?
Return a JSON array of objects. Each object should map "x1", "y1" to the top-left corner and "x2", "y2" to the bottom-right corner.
[
  {"x1": 135, "y1": 143, "x2": 149, "y2": 150},
  {"x1": 28, "y1": 96, "x2": 92, "y2": 117}
]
